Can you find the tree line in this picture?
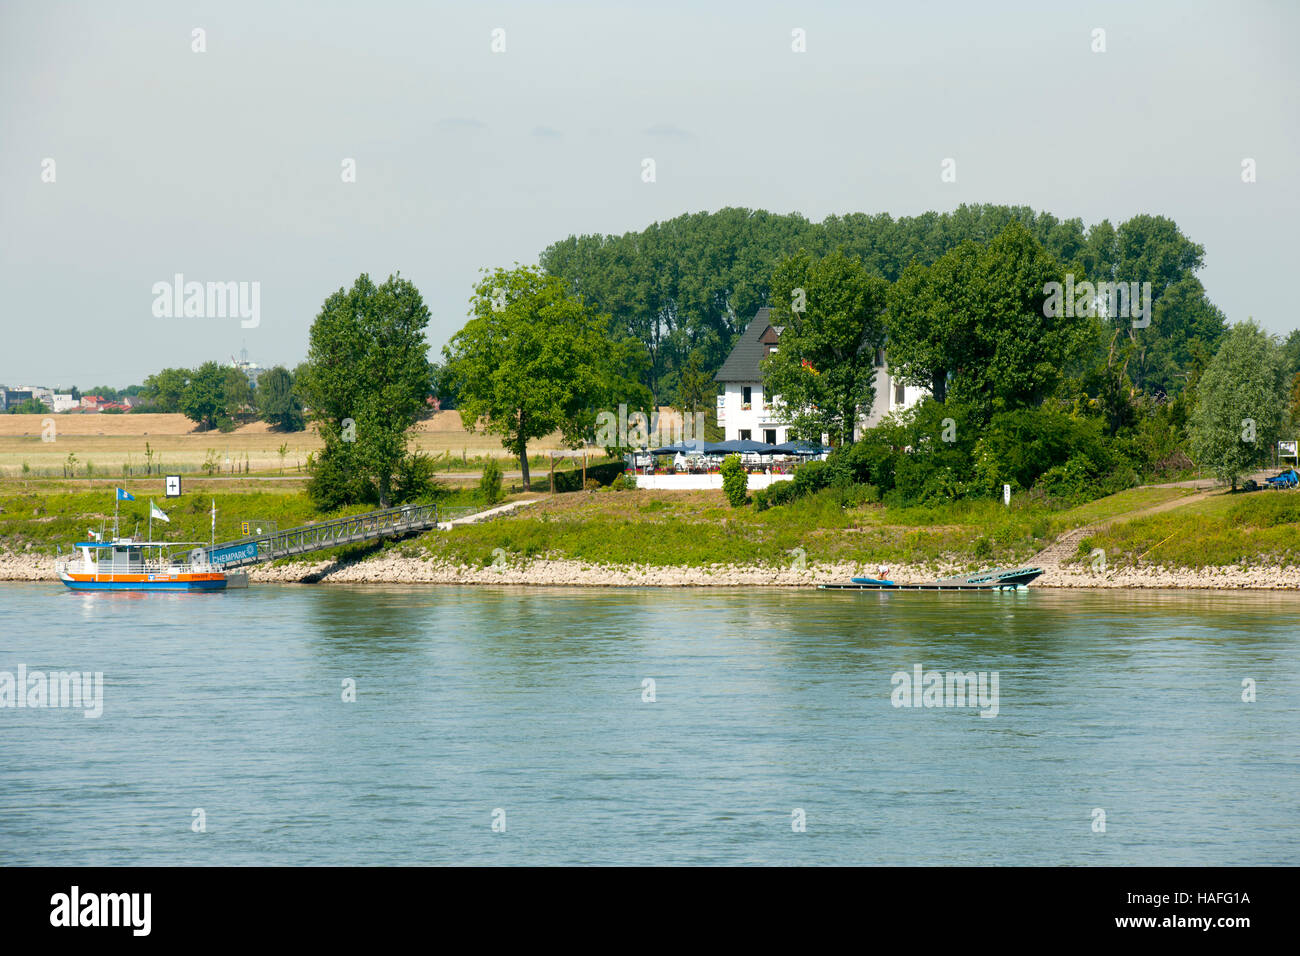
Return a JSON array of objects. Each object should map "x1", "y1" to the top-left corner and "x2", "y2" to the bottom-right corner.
[{"x1": 140, "y1": 362, "x2": 305, "y2": 432}]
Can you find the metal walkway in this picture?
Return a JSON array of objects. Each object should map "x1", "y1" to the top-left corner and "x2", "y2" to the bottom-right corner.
[{"x1": 198, "y1": 503, "x2": 448, "y2": 569}]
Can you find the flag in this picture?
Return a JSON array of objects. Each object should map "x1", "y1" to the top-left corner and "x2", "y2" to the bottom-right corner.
[
  {"x1": 150, "y1": 501, "x2": 170, "y2": 523},
  {"x1": 211, "y1": 499, "x2": 216, "y2": 534},
  {"x1": 87, "y1": 529, "x2": 100, "y2": 540},
  {"x1": 116, "y1": 488, "x2": 134, "y2": 501}
]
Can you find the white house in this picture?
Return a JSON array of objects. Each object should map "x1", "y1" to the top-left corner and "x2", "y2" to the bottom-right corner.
[{"x1": 714, "y1": 307, "x2": 926, "y2": 442}]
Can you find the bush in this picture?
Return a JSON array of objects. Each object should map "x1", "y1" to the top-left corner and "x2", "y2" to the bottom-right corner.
[
  {"x1": 720, "y1": 454, "x2": 748, "y2": 507},
  {"x1": 753, "y1": 478, "x2": 800, "y2": 511},
  {"x1": 479, "y1": 457, "x2": 504, "y2": 505},
  {"x1": 791, "y1": 459, "x2": 832, "y2": 497},
  {"x1": 393, "y1": 451, "x2": 445, "y2": 504},
  {"x1": 552, "y1": 461, "x2": 626, "y2": 492},
  {"x1": 611, "y1": 473, "x2": 637, "y2": 491}
]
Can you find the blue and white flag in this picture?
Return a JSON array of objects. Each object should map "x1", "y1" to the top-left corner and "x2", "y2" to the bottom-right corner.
[{"x1": 116, "y1": 488, "x2": 135, "y2": 501}]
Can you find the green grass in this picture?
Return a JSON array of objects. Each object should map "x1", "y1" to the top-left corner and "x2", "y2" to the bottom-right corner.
[
  {"x1": 1078, "y1": 490, "x2": 1300, "y2": 569},
  {"x1": 5, "y1": 476, "x2": 1285, "y2": 573},
  {"x1": 0, "y1": 480, "x2": 492, "y2": 557},
  {"x1": 410, "y1": 488, "x2": 1090, "y2": 570}
]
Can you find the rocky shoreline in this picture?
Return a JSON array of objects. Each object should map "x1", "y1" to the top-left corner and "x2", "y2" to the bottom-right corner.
[{"x1": 7, "y1": 549, "x2": 1300, "y2": 589}]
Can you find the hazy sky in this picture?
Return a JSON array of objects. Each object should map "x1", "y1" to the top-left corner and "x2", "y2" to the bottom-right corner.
[{"x1": 2, "y1": 0, "x2": 1297, "y2": 387}]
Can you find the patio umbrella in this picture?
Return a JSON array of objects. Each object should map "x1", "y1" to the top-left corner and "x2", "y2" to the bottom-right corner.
[
  {"x1": 713, "y1": 439, "x2": 779, "y2": 454},
  {"x1": 773, "y1": 440, "x2": 829, "y2": 455}
]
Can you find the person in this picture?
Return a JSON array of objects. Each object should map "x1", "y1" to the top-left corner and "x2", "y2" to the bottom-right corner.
[{"x1": 877, "y1": 564, "x2": 889, "y2": 581}]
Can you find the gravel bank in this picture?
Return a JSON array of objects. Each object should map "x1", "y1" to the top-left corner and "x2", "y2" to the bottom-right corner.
[{"x1": 8, "y1": 549, "x2": 1300, "y2": 589}]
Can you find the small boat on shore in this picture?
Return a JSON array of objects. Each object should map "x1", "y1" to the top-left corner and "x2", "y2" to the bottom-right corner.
[{"x1": 821, "y1": 566, "x2": 1044, "y2": 591}]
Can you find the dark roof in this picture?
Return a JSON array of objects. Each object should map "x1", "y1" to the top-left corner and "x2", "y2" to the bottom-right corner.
[{"x1": 715, "y1": 307, "x2": 777, "y2": 383}]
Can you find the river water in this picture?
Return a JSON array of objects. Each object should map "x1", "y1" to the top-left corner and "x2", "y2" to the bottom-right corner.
[{"x1": 1, "y1": 582, "x2": 1296, "y2": 865}]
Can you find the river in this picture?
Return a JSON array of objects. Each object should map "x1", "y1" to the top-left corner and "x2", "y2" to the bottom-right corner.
[{"x1": 1, "y1": 583, "x2": 1296, "y2": 865}]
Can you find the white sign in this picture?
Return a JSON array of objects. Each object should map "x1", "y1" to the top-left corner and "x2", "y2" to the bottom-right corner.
[
  {"x1": 165, "y1": 475, "x2": 182, "y2": 497},
  {"x1": 716, "y1": 393, "x2": 726, "y2": 425},
  {"x1": 1279, "y1": 441, "x2": 1297, "y2": 458},
  {"x1": 1003, "y1": 483, "x2": 1011, "y2": 507}
]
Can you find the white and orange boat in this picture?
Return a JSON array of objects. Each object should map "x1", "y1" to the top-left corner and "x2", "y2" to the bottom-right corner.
[
  {"x1": 56, "y1": 538, "x2": 246, "y2": 592},
  {"x1": 56, "y1": 489, "x2": 246, "y2": 592}
]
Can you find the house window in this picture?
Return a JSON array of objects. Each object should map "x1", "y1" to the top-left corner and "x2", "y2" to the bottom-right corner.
[
  {"x1": 763, "y1": 429, "x2": 777, "y2": 445},
  {"x1": 767, "y1": 345, "x2": 778, "y2": 356},
  {"x1": 742, "y1": 386, "x2": 752, "y2": 405},
  {"x1": 894, "y1": 381, "x2": 905, "y2": 405},
  {"x1": 739, "y1": 430, "x2": 752, "y2": 441}
]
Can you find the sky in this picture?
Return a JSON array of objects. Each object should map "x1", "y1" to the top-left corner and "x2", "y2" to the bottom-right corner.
[{"x1": 1, "y1": 0, "x2": 1297, "y2": 387}]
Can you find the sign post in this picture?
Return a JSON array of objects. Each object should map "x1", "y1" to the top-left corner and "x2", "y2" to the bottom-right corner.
[
  {"x1": 165, "y1": 475, "x2": 182, "y2": 497},
  {"x1": 1003, "y1": 484, "x2": 1011, "y2": 507}
]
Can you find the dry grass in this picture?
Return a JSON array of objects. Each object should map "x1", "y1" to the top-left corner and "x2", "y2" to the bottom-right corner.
[{"x1": 0, "y1": 411, "x2": 572, "y2": 476}]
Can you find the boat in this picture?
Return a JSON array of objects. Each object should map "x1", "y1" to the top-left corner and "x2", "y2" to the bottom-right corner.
[
  {"x1": 820, "y1": 566, "x2": 1044, "y2": 591},
  {"x1": 56, "y1": 538, "x2": 247, "y2": 592},
  {"x1": 55, "y1": 489, "x2": 246, "y2": 592}
]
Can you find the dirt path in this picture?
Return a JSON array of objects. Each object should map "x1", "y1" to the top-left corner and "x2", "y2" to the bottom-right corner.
[{"x1": 1027, "y1": 486, "x2": 1219, "y2": 571}]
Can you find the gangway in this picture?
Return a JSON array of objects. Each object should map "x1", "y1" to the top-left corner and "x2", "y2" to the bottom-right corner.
[{"x1": 195, "y1": 503, "x2": 450, "y2": 569}]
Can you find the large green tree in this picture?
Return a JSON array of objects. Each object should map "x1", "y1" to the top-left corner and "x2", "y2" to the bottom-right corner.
[
  {"x1": 763, "y1": 249, "x2": 889, "y2": 445},
  {"x1": 140, "y1": 367, "x2": 189, "y2": 412},
  {"x1": 178, "y1": 361, "x2": 228, "y2": 431},
  {"x1": 444, "y1": 265, "x2": 644, "y2": 490},
  {"x1": 1189, "y1": 321, "x2": 1283, "y2": 490},
  {"x1": 887, "y1": 222, "x2": 1090, "y2": 423},
  {"x1": 299, "y1": 272, "x2": 432, "y2": 508},
  {"x1": 257, "y1": 365, "x2": 304, "y2": 431}
]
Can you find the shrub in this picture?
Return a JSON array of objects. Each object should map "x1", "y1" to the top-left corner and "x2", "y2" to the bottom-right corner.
[
  {"x1": 720, "y1": 454, "x2": 748, "y2": 507},
  {"x1": 479, "y1": 457, "x2": 504, "y2": 505},
  {"x1": 754, "y1": 478, "x2": 800, "y2": 511},
  {"x1": 611, "y1": 473, "x2": 637, "y2": 491},
  {"x1": 791, "y1": 459, "x2": 832, "y2": 497},
  {"x1": 393, "y1": 451, "x2": 445, "y2": 504},
  {"x1": 553, "y1": 461, "x2": 626, "y2": 492}
]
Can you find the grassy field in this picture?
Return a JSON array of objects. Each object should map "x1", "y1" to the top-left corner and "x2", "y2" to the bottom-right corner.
[
  {"x1": 0, "y1": 412, "x2": 579, "y2": 477},
  {"x1": 4, "y1": 474, "x2": 1293, "y2": 571},
  {"x1": 404, "y1": 485, "x2": 1195, "y2": 571},
  {"x1": 0, "y1": 476, "x2": 497, "y2": 558},
  {"x1": 1076, "y1": 489, "x2": 1300, "y2": 569}
]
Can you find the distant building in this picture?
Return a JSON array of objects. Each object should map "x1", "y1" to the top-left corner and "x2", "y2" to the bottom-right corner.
[
  {"x1": 0, "y1": 388, "x2": 34, "y2": 412},
  {"x1": 231, "y1": 347, "x2": 265, "y2": 387},
  {"x1": 80, "y1": 395, "x2": 106, "y2": 411},
  {"x1": 714, "y1": 307, "x2": 926, "y2": 443},
  {"x1": 52, "y1": 393, "x2": 77, "y2": 412}
]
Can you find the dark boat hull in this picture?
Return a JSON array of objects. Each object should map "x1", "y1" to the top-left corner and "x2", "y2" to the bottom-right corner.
[{"x1": 821, "y1": 567, "x2": 1044, "y2": 591}]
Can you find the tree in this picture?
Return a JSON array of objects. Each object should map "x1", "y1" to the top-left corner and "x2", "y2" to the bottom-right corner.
[
  {"x1": 6, "y1": 396, "x2": 50, "y2": 414},
  {"x1": 179, "y1": 362, "x2": 228, "y2": 431},
  {"x1": 1189, "y1": 321, "x2": 1283, "y2": 490},
  {"x1": 673, "y1": 352, "x2": 715, "y2": 424},
  {"x1": 140, "y1": 368, "x2": 189, "y2": 412},
  {"x1": 720, "y1": 454, "x2": 748, "y2": 506},
  {"x1": 298, "y1": 272, "x2": 432, "y2": 508},
  {"x1": 887, "y1": 222, "x2": 1090, "y2": 423},
  {"x1": 763, "y1": 249, "x2": 889, "y2": 445},
  {"x1": 257, "y1": 366, "x2": 304, "y2": 431},
  {"x1": 445, "y1": 265, "x2": 642, "y2": 491},
  {"x1": 222, "y1": 366, "x2": 254, "y2": 422}
]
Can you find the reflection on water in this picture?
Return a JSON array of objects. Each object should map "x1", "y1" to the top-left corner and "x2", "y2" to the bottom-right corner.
[{"x1": 1, "y1": 583, "x2": 1296, "y2": 865}]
